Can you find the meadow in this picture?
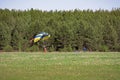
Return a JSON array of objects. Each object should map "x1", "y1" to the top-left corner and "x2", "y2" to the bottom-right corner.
[{"x1": 0, "y1": 52, "x2": 120, "y2": 80}]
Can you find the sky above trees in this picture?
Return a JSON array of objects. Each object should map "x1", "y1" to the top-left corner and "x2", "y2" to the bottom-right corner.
[{"x1": 0, "y1": 0, "x2": 120, "y2": 11}]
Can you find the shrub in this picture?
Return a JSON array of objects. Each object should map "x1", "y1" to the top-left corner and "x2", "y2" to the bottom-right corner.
[
  {"x1": 99, "y1": 45, "x2": 109, "y2": 52},
  {"x1": 114, "y1": 44, "x2": 120, "y2": 51},
  {"x1": 3, "y1": 45, "x2": 13, "y2": 52},
  {"x1": 59, "y1": 45, "x2": 73, "y2": 52},
  {"x1": 26, "y1": 45, "x2": 39, "y2": 52},
  {"x1": 49, "y1": 45, "x2": 55, "y2": 52}
]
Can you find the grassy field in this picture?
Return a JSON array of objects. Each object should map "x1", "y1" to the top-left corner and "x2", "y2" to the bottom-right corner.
[{"x1": 0, "y1": 52, "x2": 120, "y2": 80}]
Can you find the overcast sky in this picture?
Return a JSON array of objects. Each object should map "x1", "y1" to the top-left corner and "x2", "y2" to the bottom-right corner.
[{"x1": 0, "y1": 0, "x2": 120, "y2": 11}]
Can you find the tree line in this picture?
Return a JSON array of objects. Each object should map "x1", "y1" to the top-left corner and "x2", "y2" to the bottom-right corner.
[{"x1": 0, "y1": 8, "x2": 120, "y2": 52}]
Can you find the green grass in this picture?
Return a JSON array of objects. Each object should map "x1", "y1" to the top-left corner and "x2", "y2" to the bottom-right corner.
[{"x1": 0, "y1": 52, "x2": 120, "y2": 80}]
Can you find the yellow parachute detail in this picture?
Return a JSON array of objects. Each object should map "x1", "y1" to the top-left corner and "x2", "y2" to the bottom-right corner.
[
  {"x1": 42, "y1": 35, "x2": 50, "y2": 41},
  {"x1": 34, "y1": 37, "x2": 41, "y2": 43}
]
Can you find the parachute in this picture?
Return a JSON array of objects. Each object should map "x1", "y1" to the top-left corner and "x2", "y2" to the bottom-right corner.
[{"x1": 33, "y1": 32, "x2": 50, "y2": 43}]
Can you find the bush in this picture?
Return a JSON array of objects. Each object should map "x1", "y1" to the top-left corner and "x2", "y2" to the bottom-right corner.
[
  {"x1": 3, "y1": 45, "x2": 13, "y2": 52},
  {"x1": 99, "y1": 45, "x2": 109, "y2": 52},
  {"x1": 59, "y1": 45, "x2": 73, "y2": 52},
  {"x1": 114, "y1": 44, "x2": 120, "y2": 51},
  {"x1": 49, "y1": 45, "x2": 55, "y2": 52},
  {"x1": 26, "y1": 45, "x2": 39, "y2": 52}
]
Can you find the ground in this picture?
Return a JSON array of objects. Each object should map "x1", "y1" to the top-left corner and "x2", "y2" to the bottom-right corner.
[{"x1": 0, "y1": 52, "x2": 120, "y2": 80}]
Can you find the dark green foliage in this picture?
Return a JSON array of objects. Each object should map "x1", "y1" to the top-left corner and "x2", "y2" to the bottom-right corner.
[
  {"x1": 99, "y1": 45, "x2": 109, "y2": 52},
  {"x1": 26, "y1": 45, "x2": 39, "y2": 52},
  {"x1": 3, "y1": 45, "x2": 13, "y2": 52},
  {"x1": 0, "y1": 8, "x2": 120, "y2": 52},
  {"x1": 49, "y1": 45, "x2": 55, "y2": 52}
]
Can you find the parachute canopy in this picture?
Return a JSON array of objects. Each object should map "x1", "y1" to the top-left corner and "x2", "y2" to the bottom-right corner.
[{"x1": 33, "y1": 32, "x2": 50, "y2": 43}]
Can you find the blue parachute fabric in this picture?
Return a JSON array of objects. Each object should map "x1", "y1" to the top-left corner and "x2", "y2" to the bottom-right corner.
[{"x1": 34, "y1": 32, "x2": 49, "y2": 38}]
